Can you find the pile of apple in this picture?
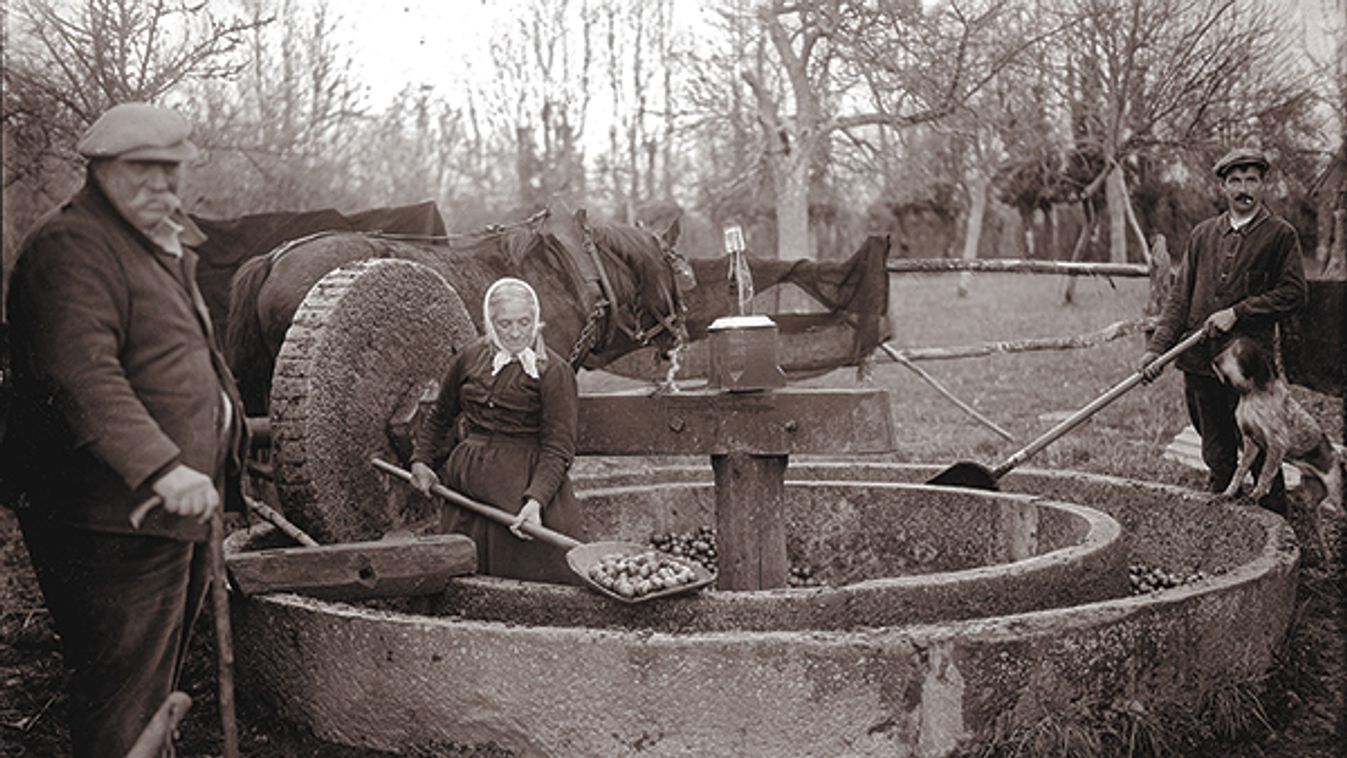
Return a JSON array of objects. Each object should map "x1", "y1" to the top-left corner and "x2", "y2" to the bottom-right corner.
[
  {"x1": 1128, "y1": 562, "x2": 1225, "y2": 594},
  {"x1": 588, "y1": 550, "x2": 701, "y2": 599},
  {"x1": 648, "y1": 526, "x2": 717, "y2": 573}
]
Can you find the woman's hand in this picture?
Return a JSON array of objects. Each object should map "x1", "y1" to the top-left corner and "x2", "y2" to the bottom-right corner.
[
  {"x1": 510, "y1": 498, "x2": 543, "y2": 540},
  {"x1": 410, "y1": 461, "x2": 439, "y2": 496}
]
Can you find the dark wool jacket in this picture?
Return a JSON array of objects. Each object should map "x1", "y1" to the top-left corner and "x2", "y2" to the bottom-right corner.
[
  {"x1": 1147, "y1": 204, "x2": 1308, "y2": 376},
  {"x1": 2, "y1": 178, "x2": 247, "y2": 541}
]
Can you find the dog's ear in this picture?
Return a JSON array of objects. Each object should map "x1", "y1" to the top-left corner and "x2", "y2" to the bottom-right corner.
[{"x1": 1241, "y1": 340, "x2": 1274, "y2": 389}]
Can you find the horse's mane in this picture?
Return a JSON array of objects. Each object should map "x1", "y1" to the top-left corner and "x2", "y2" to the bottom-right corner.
[{"x1": 588, "y1": 222, "x2": 676, "y2": 320}]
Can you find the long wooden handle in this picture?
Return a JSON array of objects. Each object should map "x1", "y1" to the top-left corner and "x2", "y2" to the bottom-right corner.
[
  {"x1": 130, "y1": 492, "x2": 318, "y2": 548},
  {"x1": 129, "y1": 500, "x2": 238, "y2": 756},
  {"x1": 124, "y1": 692, "x2": 192, "y2": 758},
  {"x1": 207, "y1": 511, "x2": 241, "y2": 758},
  {"x1": 371, "y1": 458, "x2": 581, "y2": 550},
  {"x1": 991, "y1": 329, "x2": 1205, "y2": 478},
  {"x1": 242, "y1": 494, "x2": 319, "y2": 547},
  {"x1": 880, "y1": 343, "x2": 1015, "y2": 442}
]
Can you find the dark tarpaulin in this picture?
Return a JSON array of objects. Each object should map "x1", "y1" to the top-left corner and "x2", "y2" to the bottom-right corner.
[
  {"x1": 190, "y1": 201, "x2": 447, "y2": 331},
  {"x1": 684, "y1": 235, "x2": 892, "y2": 364},
  {"x1": 602, "y1": 235, "x2": 892, "y2": 381}
]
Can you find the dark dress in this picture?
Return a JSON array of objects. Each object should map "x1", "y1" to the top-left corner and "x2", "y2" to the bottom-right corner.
[{"x1": 412, "y1": 339, "x2": 584, "y2": 584}]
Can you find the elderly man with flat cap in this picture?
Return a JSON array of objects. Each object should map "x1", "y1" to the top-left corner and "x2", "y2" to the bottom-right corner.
[
  {"x1": 1139, "y1": 147, "x2": 1308, "y2": 513},
  {"x1": 2, "y1": 102, "x2": 245, "y2": 757}
]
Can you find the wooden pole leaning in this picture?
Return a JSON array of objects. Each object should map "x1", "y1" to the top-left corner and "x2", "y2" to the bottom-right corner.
[{"x1": 127, "y1": 499, "x2": 240, "y2": 758}]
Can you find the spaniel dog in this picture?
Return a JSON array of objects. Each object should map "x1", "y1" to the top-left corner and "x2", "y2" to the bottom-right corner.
[{"x1": 1212, "y1": 336, "x2": 1342, "y2": 560}]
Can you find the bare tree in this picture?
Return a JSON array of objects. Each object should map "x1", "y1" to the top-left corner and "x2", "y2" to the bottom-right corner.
[
  {"x1": 354, "y1": 85, "x2": 466, "y2": 211},
  {"x1": 591, "y1": 0, "x2": 682, "y2": 222},
  {"x1": 728, "y1": 0, "x2": 1062, "y2": 261},
  {"x1": 684, "y1": 0, "x2": 772, "y2": 251},
  {"x1": 3, "y1": 0, "x2": 265, "y2": 304},
  {"x1": 4, "y1": 0, "x2": 262, "y2": 163},
  {"x1": 1050, "y1": 0, "x2": 1305, "y2": 263},
  {"x1": 472, "y1": 0, "x2": 595, "y2": 211},
  {"x1": 182, "y1": 0, "x2": 367, "y2": 216}
]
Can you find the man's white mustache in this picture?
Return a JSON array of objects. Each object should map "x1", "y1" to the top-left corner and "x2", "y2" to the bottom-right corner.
[{"x1": 141, "y1": 192, "x2": 181, "y2": 209}]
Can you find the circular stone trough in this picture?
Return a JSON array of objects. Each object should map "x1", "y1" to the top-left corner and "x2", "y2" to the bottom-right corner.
[
  {"x1": 429, "y1": 482, "x2": 1125, "y2": 631},
  {"x1": 230, "y1": 465, "x2": 1298, "y2": 757}
]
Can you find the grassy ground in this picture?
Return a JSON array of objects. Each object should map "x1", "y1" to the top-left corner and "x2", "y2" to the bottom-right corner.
[{"x1": 2, "y1": 272, "x2": 1342, "y2": 756}]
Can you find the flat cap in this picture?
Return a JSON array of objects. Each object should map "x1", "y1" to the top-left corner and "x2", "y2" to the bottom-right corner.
[
  {"x1": 77, "y1": 102, "x2": 198, "y2": 162},
  {"x1": 1213, "y1": 147, "x2": 1269, "y2": 178}
]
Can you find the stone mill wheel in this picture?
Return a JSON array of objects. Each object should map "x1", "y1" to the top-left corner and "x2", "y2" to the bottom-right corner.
[{"x1": 268, "y1": 259, "x2": 477, "y2": 543}]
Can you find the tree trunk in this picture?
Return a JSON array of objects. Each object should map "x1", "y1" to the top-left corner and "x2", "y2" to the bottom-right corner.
[
  {"x1": 1145, "y1": 234, "x2": 1171, "y2": 319},
  {"x1": 1063, "y1": 207, "x2": 1094, "y2": 305},
  {"x1": 1045, "y1": 205, "x2": 1058, "y2": 260},
  {"x1": 958, "y1": 173, "x2": 989, "y2": 298},
  {"x1": 775, "y1": 158, "x2": 811, "y2": 261},
  {"x1": 1106, "y1": 164, "x2": 1127, "y2": 263},
  {"x1": 1020, "y1": 208, "x2": 1036, "y2": 259},
  {"x1": 516, "y1": 126, "x2": 538, "y2": 208}
]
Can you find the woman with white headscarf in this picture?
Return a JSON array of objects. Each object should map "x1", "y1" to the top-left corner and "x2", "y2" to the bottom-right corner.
[{"x1": 409, "y1": 277, "x2": 584, "y2": 583}]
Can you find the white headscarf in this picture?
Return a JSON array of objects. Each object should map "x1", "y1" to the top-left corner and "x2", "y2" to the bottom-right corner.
[{"x1": 483, "y1": 277, "x2": 547, "y2": 379}]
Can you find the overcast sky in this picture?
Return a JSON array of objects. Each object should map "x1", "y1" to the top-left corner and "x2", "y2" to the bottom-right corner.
[{"x1": 323, "y1": 0, "x2": 715, "y2": 109}]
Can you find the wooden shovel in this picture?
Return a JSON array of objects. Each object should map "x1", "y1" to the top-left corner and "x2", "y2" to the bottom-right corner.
[
  {"x1": 927, "y1": 328, "x2": 1206, "y2": 491},
  {"x1": 371, "y1": 457, "x2": 716, "y2": 603}
]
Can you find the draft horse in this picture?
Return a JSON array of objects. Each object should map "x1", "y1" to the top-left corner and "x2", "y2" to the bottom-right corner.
[{"x1": 224, "y1": 207, "x2": 692, "y2": 415}]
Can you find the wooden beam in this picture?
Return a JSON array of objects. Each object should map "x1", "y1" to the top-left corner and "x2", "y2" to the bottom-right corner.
[
  {"x1": 880, "y1": 343, "x2": 1014, "y2": 442},
  {"x1": 887, "y1": 258, "x2": 1148, "y2": 277},
  {"x1": 226, "y1": 534, "x2": 476, "y2": 600},
  {"x1": 577, "y1": 389, "x2": 895, "y2": 456}
]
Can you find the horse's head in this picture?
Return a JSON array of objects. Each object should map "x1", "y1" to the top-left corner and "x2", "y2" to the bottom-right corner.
[{"x1": 575, "y1": 210, "x2": 695, "y2": 368}]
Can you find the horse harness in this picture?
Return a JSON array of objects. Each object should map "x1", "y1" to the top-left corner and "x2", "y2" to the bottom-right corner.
[
  {"x1": 566, "y1": 208, "x2": 691, "y2": 370},
  {"x1": 261, "y1": 210, "x2": 690, "y2": 372}
]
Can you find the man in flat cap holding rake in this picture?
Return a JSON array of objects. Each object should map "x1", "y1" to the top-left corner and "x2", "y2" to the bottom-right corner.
[
  {"x1": 2, "y1": 102, "x2": 245, "y2": 757},
  {"x1": 1139, "y1": 147, "x2": 1308, "y2": 513}
]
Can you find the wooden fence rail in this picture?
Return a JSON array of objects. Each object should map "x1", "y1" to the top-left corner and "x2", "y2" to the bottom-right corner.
[
  {"x1": 888, "y1": 317, "x2": 1153, "y2": 362},
  {"x1": 886, "y1": 259, "x2": 1150, "y2": 277}
]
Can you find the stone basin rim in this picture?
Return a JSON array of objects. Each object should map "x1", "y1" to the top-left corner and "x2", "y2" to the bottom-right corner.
[
  {"x1": 226, "y1": 479, "x2": 1122, "y2": 623},
  {"x1": 230, "y1": 468, "x2": 1295, "y2": 643},
  {"x1": 576, "y1": 478, "x2": 1121, "y2": 586}
]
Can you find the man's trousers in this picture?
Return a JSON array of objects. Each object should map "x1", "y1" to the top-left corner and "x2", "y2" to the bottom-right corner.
[{"x1": 18, "y1": 513, "x2": 209, "y2": 758}]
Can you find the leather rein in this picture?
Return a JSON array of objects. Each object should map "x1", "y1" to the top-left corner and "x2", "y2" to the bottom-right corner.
[{"x1": 567, "y1": 208, "x2": 689, "y2": 369}]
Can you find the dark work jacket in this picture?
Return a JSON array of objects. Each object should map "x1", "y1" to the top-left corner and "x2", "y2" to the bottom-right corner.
[
  {"x1": 1, "y1": 179, "x2": 247, "y2": 541},
  {"x1": 1147, "y1": 205, "x2": 1307, "y2": 376}
]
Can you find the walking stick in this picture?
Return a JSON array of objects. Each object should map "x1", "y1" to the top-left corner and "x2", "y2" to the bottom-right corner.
[
  {"x1": 207, "y1": 508, "x2": 241, "y2": 758},
  {"x1": 128, "y1": 499, "x2": 240, "y2": 758}
]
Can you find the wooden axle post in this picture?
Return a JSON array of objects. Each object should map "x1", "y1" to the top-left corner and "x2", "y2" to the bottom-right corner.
[
  {"x1": 712, "y1": 452, "x2": 789, "y2": 590},
  {"x1": 577, "y1": 389, "x2": 895, "y2": 592}
]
